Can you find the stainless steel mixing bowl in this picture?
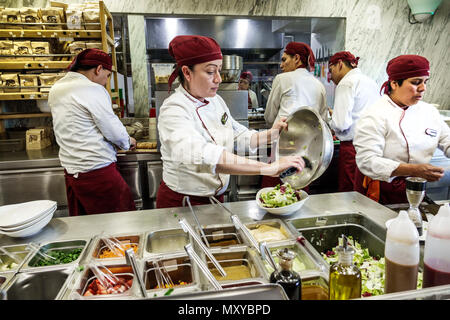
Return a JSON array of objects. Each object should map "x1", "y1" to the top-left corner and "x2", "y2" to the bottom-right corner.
[{"x1": 276, "y1": 107, "x2": 334, "y2": 189}]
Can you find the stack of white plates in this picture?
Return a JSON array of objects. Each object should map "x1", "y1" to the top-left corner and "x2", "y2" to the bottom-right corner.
[{"x1": 0, "y1": 200, "x2": 57, "y2": 238}]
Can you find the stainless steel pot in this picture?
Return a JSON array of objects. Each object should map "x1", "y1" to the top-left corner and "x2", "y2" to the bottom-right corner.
[
  {"x1": 220, "y1": 55, "x2": 243, "y2": 82},
  {"x1": 222, "y1": 55, "x2": 243, "y2": 70},
  {"x1": 276, "y1": 107, "x2": 334, "y2": 189}
]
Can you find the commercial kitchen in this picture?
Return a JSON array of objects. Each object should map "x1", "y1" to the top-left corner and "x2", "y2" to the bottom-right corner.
[{"x1": 0, "y1": 0, "x2": 449, "y2": 303}]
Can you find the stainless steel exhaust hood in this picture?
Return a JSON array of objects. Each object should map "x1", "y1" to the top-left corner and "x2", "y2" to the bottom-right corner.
[{"x1": 146, "y1": 17, "x2": 313, "y2": 62}]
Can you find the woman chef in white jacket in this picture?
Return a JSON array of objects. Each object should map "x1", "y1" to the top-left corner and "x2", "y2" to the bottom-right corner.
[
  {"x1": 157, "y1": 35, "x2": 305, "y2": 208},
  {"x1": 353, "y1": 54, "x2": 450, "y2": 204}
]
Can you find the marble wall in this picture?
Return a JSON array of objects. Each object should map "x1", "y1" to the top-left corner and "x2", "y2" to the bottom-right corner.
[{"x1": 6, "y1": 0, "x2": 449, "y2": 109}]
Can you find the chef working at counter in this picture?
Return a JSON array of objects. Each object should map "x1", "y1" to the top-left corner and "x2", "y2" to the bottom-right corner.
[
  {"x1": 49, "y1": 48, "x2": 137, "y2": 216},
  {"x1": 328, "y1": 51, "x2": 379, "y2": 192},
  {"x1": 238, "y1": 71, "x2": 259, "y2": 110},
  {"x1": 156, "y1": 35, "x2": 305, "y2": 209},
  {"x1": 264, "y1": 41, "x2": 328, "y2": 127},
  {"x1": 353, "y1": 54, "x2": 450, "y2": 204},
  {"x1": 261, "y1": 41, "x2": 327, "y2": 189}
]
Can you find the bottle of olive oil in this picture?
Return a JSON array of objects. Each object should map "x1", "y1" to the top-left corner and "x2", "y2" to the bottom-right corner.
[{"x1": 328, "y1": 235, "x2": 361, "y2": 300}]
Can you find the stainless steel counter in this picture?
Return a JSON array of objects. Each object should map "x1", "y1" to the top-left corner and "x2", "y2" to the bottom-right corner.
[{"x1": 0, "y1": 191, "x2": 396, "y2": 247}]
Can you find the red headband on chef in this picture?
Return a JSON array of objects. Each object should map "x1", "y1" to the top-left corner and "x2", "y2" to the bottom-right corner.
[
  {"x1": 240, "y1": 71, "x2": 253, "y2": 82},
  {"x1": 284, "y1": 42, "x2": 315, "y2": 71},
  {"x1": 380, "y1": 54, "x2": 430, "y2": 95},
  {"x1": 329, "y1": 51, "x2": 360, "y2": 67},
  {"x1": 168, "y1": 35, "x2": 223, "y2": 91},
  {"x1": 67, "y1": 48, "x2": 112, "y2": 72}
]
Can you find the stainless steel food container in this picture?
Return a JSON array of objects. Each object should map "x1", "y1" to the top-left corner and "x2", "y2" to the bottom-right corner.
[
  {"x1": 85, "y1": 233, "x2": 144, "y2": 264},
  {"x1": 21, "y1": 238, "x2": 91, "y2": 271},
  {"x1": 195, "y1": 223, "x2": 245, "y2": 250},
  {"x1": 142, "y1": 253, "x2": 202, "y2": 297},
  {"x1": 0, "y1": 244, "x2": 33, "y2": 273},
  {"x1": 288, "y1": 212, "x2": 386, "y2": 259},
  {"x1": 63, "y1": 263, "x2": 138, "y2": 300},
  {"x1": 203, "y1": 246, "x2": 267, "y2": 289},
  {"x1": 144, "y1": 228, "x2": 190, "y2": 258},
  {"x1": 2, "y1": 267, "x2": 75, "y2": 300},
  {"x1": 243, "y1": 219, "x2": 297, "y2": 246}
]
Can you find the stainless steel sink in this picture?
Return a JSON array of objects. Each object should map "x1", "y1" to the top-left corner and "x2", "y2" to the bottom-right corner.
[
  {"x1": 3, "y1": 268, "x2": 73, "y2": 300},
  {"x1": 288, "y1": 213, "x2": 386, "y2": 258}
]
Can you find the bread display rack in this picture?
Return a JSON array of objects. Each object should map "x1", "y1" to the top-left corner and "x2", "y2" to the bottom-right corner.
[{"x1": 0, "y1": 1, "x2": 120, "y2": 136}]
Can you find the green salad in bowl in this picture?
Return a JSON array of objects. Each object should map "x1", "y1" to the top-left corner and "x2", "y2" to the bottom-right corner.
[{"x1": 256, "y1": 183, "x2": 308, "y2": 216}]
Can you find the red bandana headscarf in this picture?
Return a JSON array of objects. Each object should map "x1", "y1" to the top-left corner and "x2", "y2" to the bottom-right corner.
[
  {"x1": 329, "y1": 51, "x2": 360, "y2": 67},
  {"x1": 168, "y1": 35, "x2": 223, "y2": 91},
  {"x1": 67, "y1": 48, "x2": 112, "y2": 71},
  {"x1": 380, "y1": 54, "x2": 430, "y2": 95},
  {"x1": 240, "y1": 71, "x2": 253, "y2": 82},
  {"x1": 284, "y1": 42, "x2": 315, "y2": 72}
]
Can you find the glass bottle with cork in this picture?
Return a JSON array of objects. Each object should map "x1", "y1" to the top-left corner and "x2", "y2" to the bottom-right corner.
[
  {"x1": 269, "y1": 247, "x2": 302, "y2": 300},
  {"x1": 328, "y1": 235, "x2": 362, "y2": 300}
]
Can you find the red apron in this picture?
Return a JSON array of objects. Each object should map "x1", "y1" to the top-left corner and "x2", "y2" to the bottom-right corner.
[
  {"x1": 354, "y1": 166, "x2": 407, "y2": 205},
  {"x1": 156, "y1": 180, "x2": 224, "y2": 209},
  {"x1": 338, "y1": 141, "x2": 357, "y2": 192},
  {"x1": 64, "y1": 162, "x2": 136, "y2": 216}
]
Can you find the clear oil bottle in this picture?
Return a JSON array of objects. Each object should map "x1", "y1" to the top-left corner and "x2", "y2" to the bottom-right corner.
[{"x1": 328, "y1": 235, "x2": 361, "y2": 300}]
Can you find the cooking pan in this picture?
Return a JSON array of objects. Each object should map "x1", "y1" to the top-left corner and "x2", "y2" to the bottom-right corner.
[{"x1": 276, "y1": 106, "x2": 334, "y2": 189}]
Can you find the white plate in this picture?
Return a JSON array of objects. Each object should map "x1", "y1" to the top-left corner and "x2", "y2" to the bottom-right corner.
[
  {"x1": 0, "y1": 200, "x2": 57, "y2": 228},
  {"x1": 0, "y1": 209, "x2": 54, "y2": 238},
  {"x1": 256, "y1": 187, "x2": 309, "y2": 216},
  {"x1": 0, "y1": 206, "x2": 56, "y2": 232}
]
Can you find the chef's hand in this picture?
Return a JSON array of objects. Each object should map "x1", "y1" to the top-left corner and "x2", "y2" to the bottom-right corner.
[
  {"x1": 129, "y1": 137, "x2": 137, "y2": 150},
  {"x1": 271, "y1": 117, "x2": 288, "y2": 133},
  {"x1": 412, "y1": 163, "x2": 444, "y2": 182},
  {"x1": 262, "y1": 155, "x2": 305, "y2": 177}
]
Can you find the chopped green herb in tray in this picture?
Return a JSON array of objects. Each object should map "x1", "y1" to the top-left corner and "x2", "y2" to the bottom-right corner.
[{"x1": 33, "y1": 248, "x2": 83, "y2": 267}]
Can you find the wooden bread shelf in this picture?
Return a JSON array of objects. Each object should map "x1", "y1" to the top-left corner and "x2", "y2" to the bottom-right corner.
[
  {"x1": 0, "y1": 29, "x2": 102, "y2": 39},
  {"x1": 0, "y1": 1, "x2": 121, "y2": 126},
  {"x1": 0, "y1": 61, "x2": 71, "y2": 70},
  {"x1": 0, "y1": 112, "x2": 51, "y2": 119}
]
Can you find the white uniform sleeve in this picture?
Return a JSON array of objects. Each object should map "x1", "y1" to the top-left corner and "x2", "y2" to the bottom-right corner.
[
  {"x1": 353, "y1": 112, "x2": 400, "y2": 182},
  {"x1": 250, "y1": 90, "x2": 259, "y2": 108},
  {"x1": 158, "y1": 104, "x2": 225, "y2": 173},
  {"x1": 264, "y1": 76, "x2": 282, "y2": 126},
  {"x1": 86, "y1": 86, "x2": 130, "y2": 150},
  {"x1": 231, "y1": 117, "x2": 258, "y2": 155},
  {"x1": 438, "y1": 117, "x2": 450, "y2": 157},
  {"x1": 331, "y1": 83, "x2": 355, "y2": 135},
  {"x1": 319, "y1": 86, "x2": 329, "y2": 122}
]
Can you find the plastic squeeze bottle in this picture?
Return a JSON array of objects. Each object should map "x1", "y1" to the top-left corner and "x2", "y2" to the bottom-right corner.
[
  {"x1": 328, "y1": 235, "x2": 361, "y2": 300},
  {"x1": 384, "y1": 210, "x2": 419, "y2": 293},
  {"x1": 423, "y1": 203, "x2": 450, "y2": 288}
]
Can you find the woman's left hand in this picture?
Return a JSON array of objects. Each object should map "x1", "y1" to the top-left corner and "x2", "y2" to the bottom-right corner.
[{"x1": 271, "y1": 117, "x2": 288, "y2": 135}]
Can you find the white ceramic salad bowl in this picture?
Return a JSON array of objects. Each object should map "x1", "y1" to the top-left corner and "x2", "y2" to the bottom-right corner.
[{"x1": 256, "y1": 186, "x2": 309, "y2": 216}]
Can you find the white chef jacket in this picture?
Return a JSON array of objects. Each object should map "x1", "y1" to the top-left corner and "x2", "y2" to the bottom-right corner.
[
  {"x1": 49, "y1": 72, "x2": 130, "y2": 175},
  {"x1": 354, "y1": 94, "x2": 450, "y2": 182},
  {"x1": 248, "y1": 89, "x2": 259, "y2": 108},
  {"x1": 330, "y1": 68, "x2": 380, "y2": 141},
  {"x1": 158, "y1": 85, "x2": 257, "y2": 196},
  {"x1": 264, "y1": 68, "x2": 328, "y2": 126}
]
